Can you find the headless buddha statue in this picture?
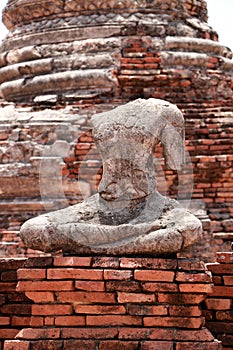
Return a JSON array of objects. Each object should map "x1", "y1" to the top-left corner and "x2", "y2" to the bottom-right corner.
[{"x1": 20, "y1": 99, "x2": 202, "y2": 255}]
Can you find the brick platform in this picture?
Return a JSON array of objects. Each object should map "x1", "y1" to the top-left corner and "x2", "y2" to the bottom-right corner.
[
  {"x1": 1, "y1": 256, "x2": 222, "y2": 350},
  {"x1": 205, "y1": 252, "x2": 233, "y2": 350}
]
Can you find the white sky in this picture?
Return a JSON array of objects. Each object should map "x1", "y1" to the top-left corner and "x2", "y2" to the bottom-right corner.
[{"x1": 0, "y1": 0, "x2": 233, "y2": 51}]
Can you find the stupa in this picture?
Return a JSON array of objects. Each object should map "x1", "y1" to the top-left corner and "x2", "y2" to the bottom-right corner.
[{"x1": 0, "y1": 0, "x2": 233, "y2": 258}]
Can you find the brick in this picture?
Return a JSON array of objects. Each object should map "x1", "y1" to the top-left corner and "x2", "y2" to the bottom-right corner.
[
  {"x1": 17, "y1": 269, "x2": 46, "y2": 280},
  {"x1": 144, "y1": 317, "x2": 204, "y2": 328},
  {"x1": 63, "y1": 340, "x2": 96, "y2": 350},
  {"x1": 223, "y1": 276, "x2": 233, "y2": 285},
  {"x1": 57, "y1": 291, "x2": 116, "y2": 303},
  {"x1": 176, "y1": 342, "x2": 222, "y2": 350},
  {"x1": 1, "y1": 304, "x2": 31, "y2": 315},
  {"x1": 106, "y1": 281, "x2": 140, "y2": 292},
  {"x1": 1, "y1": 271, "x2": 17, "y2": 281},
  {"x1": 119, "y1": 328, "x2": 154, "y2": 340},
  {"x1": 25, "y1": 291, "x2": 55, "y2": 302},
  {"x1": 205, "y1": 298, "x2": 232, "y2": 310},
  {"x1": 120, "y1": 258, "x2": 177, "y2": 270},
  {"x1": 10, "y1": 316, "x2": 39, "y2": 328},
  {"x1": 17, "y1": 281, "x2": 74, "y2": 291},
  {"x1": 150, "y1": 328, "x2": 177, "y2": 340},
  {"x1": 179, "y1": 283, "x2": 213, "y2": 293},
  {"x1": 158, "y1": 293, "x2": 206, "y2": 304},
  {"x1": 212, "y1": 276, "x2": 222, "y2": 285},
  {"x1": 53, "y1": 256, "x2": 92, "y2": 266},
  {"x1": 30, "y1": 317, "x2": 44, "y2": 327},
  {"x1": 75, "y1": 280, "x2": 105, "y2": 291},
  {"x1": 47, "y1": 268, "x2": 103, "y2": 280},
  {"x1": 75, "y1": 304, "x2": 126, "y2": 314},
  {"x1": 216, "y1": 252, "x2": 233, "y2": 263},
  {"x1": 11, "y1": 317, "x2": 32, "y2": 327},
  {"x1": 61, "y1": 327, "x2": 119, "y2": 339},
  {"x1": 44, "y1": 317, "x2": 55, "y2": 326},
  {"x1": 86, "y1": 315, "x2": 142, "y2": 326},
  {"x1": 176, "y1": 272, "x2": 212, "y2": 283},
  {"x1": 30, "y1": 340, "x2": 63, "y2": 350},
  {"x1": 174, "y1": 329, "x2": 214, "y2": 341},
  {"x1": 134, "y1": 270, "x2": 174, "y2": 282},
  {"x1": 55, "y1": 316, "x2": 85, "y2": 326},
  {"x1": 92, "y1": 257, "x2": 119, "y2": 268},
  {"x1": 169, "y1": 305, "x2": 201, "y2": 317},
  {"x1": 117, "y1": 292, "x2": 155, "y2": 303},
  {"x1": 0, "y1": 329, "x2": 19, "y2": 339},
  {"x1": 211, "y1": 286, "x2": 233, "y2": 297},
  {"x1": 206, "y1": 263, "x2": 233, "y2": 274},
  {"x1": 141, "y1": 341, "x2": 173, "y2": 350},
  {"x1": 104, "y1": 269, "x2": 132, "y2": 280},
  {"x1": 0, "y1": 283, "x2": 16, "y2": 292},
  {"x1": 24, "y1": 258, "x2": 53, "y2": 268},
  {"x1": 32, "y1": 304, "x2": 72, "y2": 315},
  {"x1": 128, "y1": 305, "x2": 167, "y2": 316},
  {"x1": 0, "y1": 259, "x2": 26, "y2": 270},
  {"x1": 216, "y1": 311, "x2": 233, "y2": 321},
  {"x1": 142, "y1": 282, "x2": 178, "y2": 292},
  {"x1": 8, "y1": 292, "x2": 29, "y2": 302},
  {"x1": 119, "y1": 327, "x2": 213, "y2": 342},
  {"x1": 178, "y1": 260, "x2": 206, "y2": 271},
  {"x1": 4, "y1": 341, "x2": 30, "y2": 350},
  {"x1": 16, "y1": 328, "x2": 60, "y2": 340},
  {"x1": 0, "y1": 317, "x2": 10, "y2": 325}
]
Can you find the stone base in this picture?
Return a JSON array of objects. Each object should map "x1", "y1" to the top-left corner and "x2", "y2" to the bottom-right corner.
[{"x1": 2, "y1": 256, "x2": 222, "y2": 350}]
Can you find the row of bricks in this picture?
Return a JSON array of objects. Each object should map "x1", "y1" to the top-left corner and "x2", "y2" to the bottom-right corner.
[
  {"x1": 0, "y1": 303, "x2": 203, "y2": 317},
  {"x1": 14, "y1": 282, "x2": 214, "y2": 294},
  {"x1": 118, "y1": 78, "x2": 231, "y2": 89},
  {"x1": 121, "y1": 57, "x2": 161, "y2": 64},
  {"x1": 202, "y1": 198, "x2": 233, "y2": 204},
  {"x1": 15, "y1": 268, "x2": 212, "y2": 282},
  {"x1": 0, "y1": 315, "x2": 205, "y2": 328},
  {"x1": 1, "y1": 288, "x2": 212, "y2": 304},
  {"x1": 120, "y1": 80, "x2": 232, "y2": 89},
  {"x1": 3, "y1": 339, "x2": 221, "y2": 350},
  {"x1": 0, "y1": 327, "x2": 216, "y2": 342},
  {"x1": 0, "y1": 257, "x2": 207, "y2": 270},
  {"x1": 9, "y1": 325, "x2": 215, "y2": 340}
]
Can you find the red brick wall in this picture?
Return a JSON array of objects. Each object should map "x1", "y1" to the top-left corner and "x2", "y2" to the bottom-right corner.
[
  {"x1": 0, "y1": 258, "x2": 30, "y2": 350},
  {"x1": 0, "y1": 256, "x2": 223, "y2": 350},
  {"x1": 205, "y1": 252, "x2": 233, "y2": 350}
]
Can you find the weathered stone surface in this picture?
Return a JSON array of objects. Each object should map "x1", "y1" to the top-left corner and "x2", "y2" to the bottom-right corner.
[
  {"x1": 20, "y1": 99, "x2": 202, "y2": 255},
  {"x1": 0, "y1": 0, "x2": 227, "y2": 102},
  {"x1": 3, "y1": 0, "x2": 208, "y2": 30}
]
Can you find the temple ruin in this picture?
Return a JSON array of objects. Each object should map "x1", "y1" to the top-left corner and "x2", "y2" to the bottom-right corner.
[
  {"x1": 0, "y1": 2, "x2": 233, "y2": 350},
  {"x1": 0, "y1": 0, "x2": 233, "y2": 259}
]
